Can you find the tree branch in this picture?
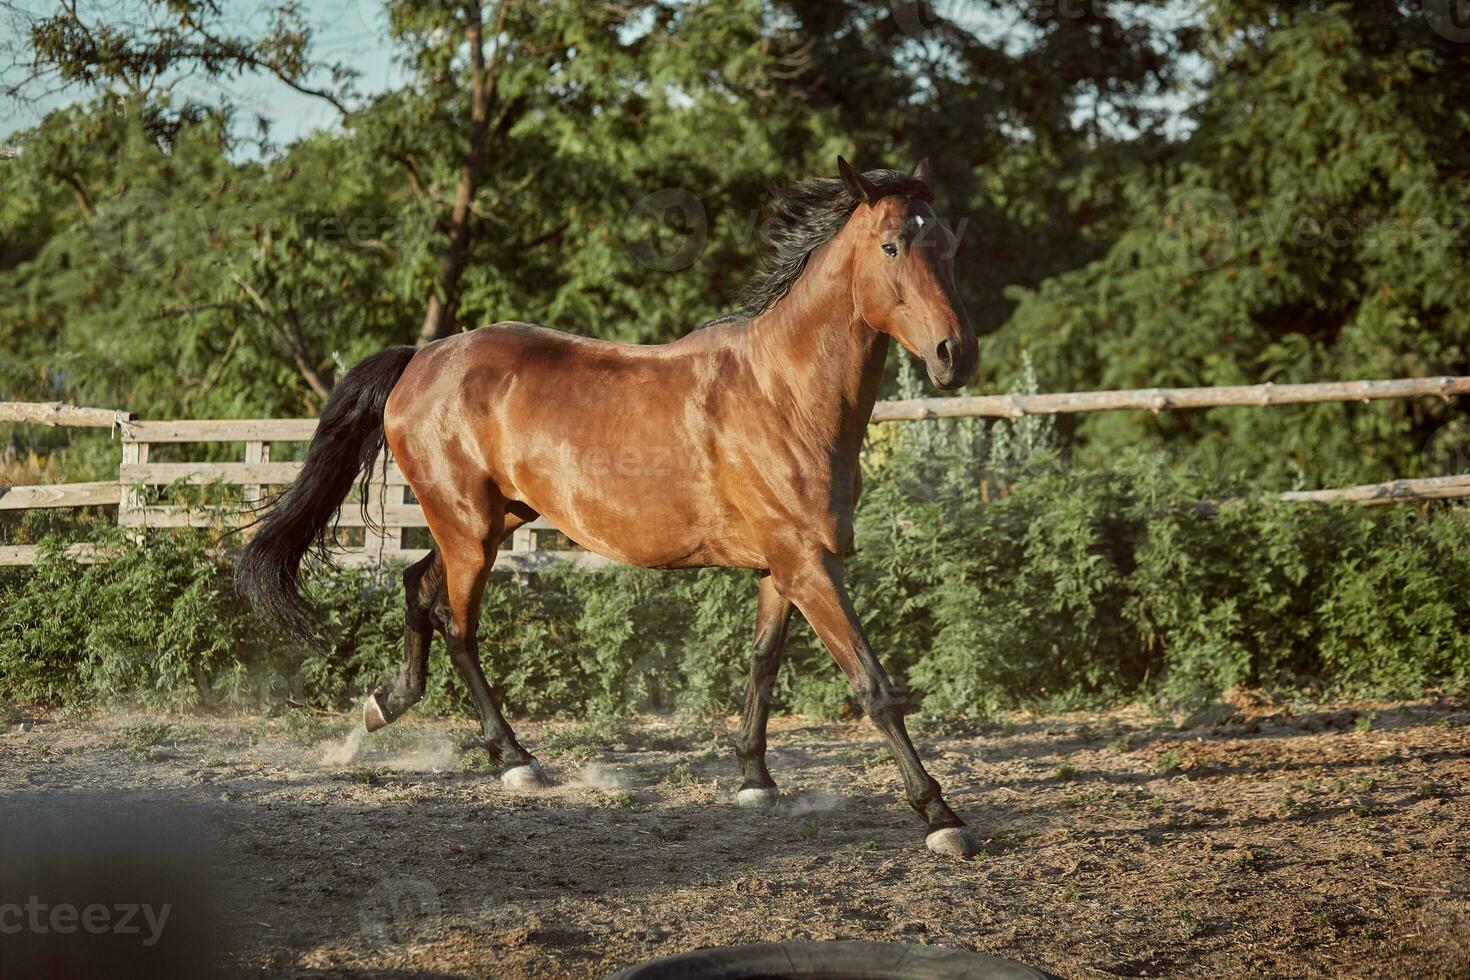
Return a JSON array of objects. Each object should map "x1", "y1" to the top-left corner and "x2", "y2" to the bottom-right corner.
[
  {"x1": 281, "y1": 304, "x2": 334, "y2": 401},
  {"x1": 257, "y1": 61, "x2": 352, "y2": 117},
  {"x1": 230, "y1": 274, "x2": 333, "y2": 401},
  {"x1": 59, "y1": 171, "x2": 94, "y2": 217},
  {"x1": 517, "y1": 220, "x2": 569, "y2": 251},
  {"x1": 390, "y1": 151, "x2": 430, "y2": 201}
]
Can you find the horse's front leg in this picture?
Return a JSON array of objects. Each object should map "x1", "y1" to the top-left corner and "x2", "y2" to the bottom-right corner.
[
  {"x1": 733, "y1": 571, "x2": 794, "y2": 807},
  {"x1": 772, "y1": 549, "x2": 979, "y2": 857}
]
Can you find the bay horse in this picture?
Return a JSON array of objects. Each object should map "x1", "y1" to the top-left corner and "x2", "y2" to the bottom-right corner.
[{"x1": 237, "y1": 158, "x2": 982, "y2": 856}]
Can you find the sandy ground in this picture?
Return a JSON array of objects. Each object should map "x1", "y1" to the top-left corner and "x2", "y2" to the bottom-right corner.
[{"x1": 1, "y1": 695, "x2": 1467, "y2": 978}]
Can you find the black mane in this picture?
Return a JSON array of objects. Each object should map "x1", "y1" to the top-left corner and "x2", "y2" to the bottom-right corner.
[{"x1": 705, "y1": 168, "x2": 931, "y2": 326}]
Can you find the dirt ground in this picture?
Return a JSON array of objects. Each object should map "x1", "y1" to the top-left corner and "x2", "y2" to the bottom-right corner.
[{"x1": 2, "y1": 695, "x2": 1467, "y2": 978}]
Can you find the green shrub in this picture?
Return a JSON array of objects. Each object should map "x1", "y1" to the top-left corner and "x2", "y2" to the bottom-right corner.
[
  {"x1": 0, "y1": 528, "x2": 262, "y2": 709},
  {"x1": 1, "y1": 417, "x2": 1467, "y2": 722}
]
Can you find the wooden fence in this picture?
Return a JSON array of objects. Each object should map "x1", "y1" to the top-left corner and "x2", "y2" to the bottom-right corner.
[
  {"x1": 0, "y1": 415, "x2": 602, "y2": 571},
  {"x1": 3, "y1": 375, "x2": 1468, "y2": 568}
]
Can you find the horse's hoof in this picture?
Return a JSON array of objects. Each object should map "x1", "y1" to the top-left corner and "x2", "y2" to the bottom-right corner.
[
  {"x1": 735, "y1": 786, "x2": 780, "y2": 808},
  {"x1": 501, "y1": 760, "x2": 548, "y2": 789},
  {"x1": 925, "y1": 826, "x2": 980, "y2": 858},
  {"x1": 362, "y1": 692, "x2": 390, "y2": 733}
]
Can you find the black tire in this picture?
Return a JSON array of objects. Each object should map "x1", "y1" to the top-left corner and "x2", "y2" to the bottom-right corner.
[{"x1": 602, "y1": 941, "x2": 1062, "y2": 979}]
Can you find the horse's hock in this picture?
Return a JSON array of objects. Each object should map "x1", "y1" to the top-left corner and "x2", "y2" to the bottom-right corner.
[{"x1": 604, "y1": 941, "x2": 1062, "y2": 979}]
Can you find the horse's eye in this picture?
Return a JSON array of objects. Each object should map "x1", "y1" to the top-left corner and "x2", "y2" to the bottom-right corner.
[{"x1": 881, "y1": 241, "x2": 899, "y2": 257}]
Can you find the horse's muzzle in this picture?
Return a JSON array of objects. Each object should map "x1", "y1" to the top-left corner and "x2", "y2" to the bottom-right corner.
[{"x1": 926, "y1": 336, "x2": 977, "y2": 390}]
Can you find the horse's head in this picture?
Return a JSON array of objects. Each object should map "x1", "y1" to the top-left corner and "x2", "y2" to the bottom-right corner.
[{"x1": 839, "y1": 157, "x2": 976, "y2": 390}]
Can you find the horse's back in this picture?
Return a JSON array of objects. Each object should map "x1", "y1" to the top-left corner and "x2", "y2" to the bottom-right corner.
[{"x1": 383, "y1": 321, "x2": 765, "y2": 568}]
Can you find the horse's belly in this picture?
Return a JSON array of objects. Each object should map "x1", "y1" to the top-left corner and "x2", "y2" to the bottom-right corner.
[
  {"x1": 524, "y1": 502, "x2": 764, "y2": 571},
  {"x1": 505, "y1": 466, "x2": 764, "y2": 570}
]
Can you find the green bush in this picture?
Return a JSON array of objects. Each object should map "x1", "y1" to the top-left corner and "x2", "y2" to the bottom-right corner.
[{"x1": 2, "y1": 415, "x2": 1467, "y2": 721}]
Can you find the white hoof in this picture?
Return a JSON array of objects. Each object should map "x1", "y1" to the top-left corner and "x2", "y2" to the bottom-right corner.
[
  {"x1": 500, "y1": 761, "x2": 547, "y2": 789},
  {"x1": 925, "y1": 826, "x2": 980, "y2": 858},
  {"x1": 362, "y1": 693, "x2": 389, "y2": 733},
  {"x1": 735, "y1": 786, "x2": 780, "y2": 808}
]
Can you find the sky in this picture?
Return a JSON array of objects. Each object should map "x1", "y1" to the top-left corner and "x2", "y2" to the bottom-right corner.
[{"x1": 0, "y1": 0, "x2": 404, "y2": 147}]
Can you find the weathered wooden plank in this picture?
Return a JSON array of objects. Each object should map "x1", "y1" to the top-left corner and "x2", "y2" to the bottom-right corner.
[
  {"x1": 119, "y1": 462, "x2": 413, "y2": 486},
  {"x1": 870, "y1": 375, "x2": 1470, "y2": 422},
  {"x1": 0, "y1": 543, "x2": 106, "y2": 566},
  {"x1": 13, "y1": 376, "x2": 1469, "y2": 439},
  {"x1": 118, "y1": 504, "x2": 429, "y2": 528},
  {"x1": 334, "y1": 549, "x2": 614, "y2": 571},
  {"x1": 332, "y1": 549, "x2": 431, "y2": 567},
  {"x1": 0, "y1": 402, "x2": 133, "y2": 428},
  {"x1": 0, "y1": 542, "x2": 611, "y2": 569},
  {"x1": 1275, "y1": 474, "x2": 1470, "y2": 506},
  {"x1": 0, "y1": 482, "x2": 121, "y2": 510},
  {"x1": 123, "y1": 419, "x2": 319, "y2": 442},
  {"x1": 497, "y1": 549, "x2": 613, "y2": 571}
]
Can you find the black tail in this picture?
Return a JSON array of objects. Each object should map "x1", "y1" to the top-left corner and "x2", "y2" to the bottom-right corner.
[{"x1": 235, "y1": 346, "x2": 418, "y2": 643}]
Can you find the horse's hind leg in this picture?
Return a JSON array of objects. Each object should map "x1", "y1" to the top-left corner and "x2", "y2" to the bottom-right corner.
[
  {"x1": 363, "y1": 549, "x2": 443, "y2": 732},
  {"x1": 733, "y1": 572, "x2": 793, "y2": 807},
  {"x1": 431, "y1": 507, "x2": 546, "y2": 787}
]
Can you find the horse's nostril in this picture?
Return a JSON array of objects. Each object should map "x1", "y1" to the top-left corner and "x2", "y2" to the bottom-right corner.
[{"x1": 935, "y1": 339, "x2": 955, "y2": 370}]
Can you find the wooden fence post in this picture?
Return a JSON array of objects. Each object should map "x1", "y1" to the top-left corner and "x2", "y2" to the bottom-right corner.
[
  {"x1": 118, "y1": 439, "x2": 148, "y2": 533},
  {"x1": 243, "y1": 441, "x2": 269, "y2": 508},
  {"x1": 361, "y1": 455, "x2": 395, "y2": 561}
]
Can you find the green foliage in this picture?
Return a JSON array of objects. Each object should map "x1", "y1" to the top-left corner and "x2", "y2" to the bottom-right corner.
[
  {"x1": 0, "y1": 528, "x2": 257, "y2": 709},
  {"x1": 2, "y1": 437, "x2": 1466, "y2": 721},
  {"x1": 1152, "y1": 749, "x2": 1183, "y2": 775},
  {"x1": 989, "y1": 3, "x2": 1470, "y2": 487},
  {"x1": 120, "y1": 721, "x2": 172, "y2": 758},
  {"x1": 3, "y1": 0, "x2": 1191, "y2": 466}
]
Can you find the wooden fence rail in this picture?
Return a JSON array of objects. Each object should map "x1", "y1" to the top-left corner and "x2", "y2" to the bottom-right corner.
[
  {"x1": 869, "y1": 376, "x2": 1470, "y2": 422},
  {"x1": 2, "y1": 374, "x2": 1467, "y2": 568},
  {"x1": 0, "y1": 402, "x2": 134, "y2": 429}
]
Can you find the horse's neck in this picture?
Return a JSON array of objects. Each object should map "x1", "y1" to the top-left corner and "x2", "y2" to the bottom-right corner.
[{"x1": 742, "y1": 238, "x2": 888, "y2": 453}]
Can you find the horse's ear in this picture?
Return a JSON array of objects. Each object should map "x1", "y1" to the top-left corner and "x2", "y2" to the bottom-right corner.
[
  {"x1": 837, "y1": 156, "x2": 880, "y2": 205},
  {"x1": 912, "y1": 158, "x2": 936, "y2": 191}
]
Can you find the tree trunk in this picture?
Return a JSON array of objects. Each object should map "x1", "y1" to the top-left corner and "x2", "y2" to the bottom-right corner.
[{"x1": 417, "y1": 1, "x2": 509, "y2": 346}]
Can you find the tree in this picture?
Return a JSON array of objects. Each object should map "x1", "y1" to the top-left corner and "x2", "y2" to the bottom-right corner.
[
  {"x1": 988, "y1": 2, "x2": 1470, "y2": 486},
  {"x1": 2, "y1": 0, "x2": 1196, "y2": 438}
]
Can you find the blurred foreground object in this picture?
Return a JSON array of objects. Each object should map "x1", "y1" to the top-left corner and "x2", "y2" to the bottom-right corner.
[{"x1": 0, "y1": 794, "x2": 233, "y2": 978}]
